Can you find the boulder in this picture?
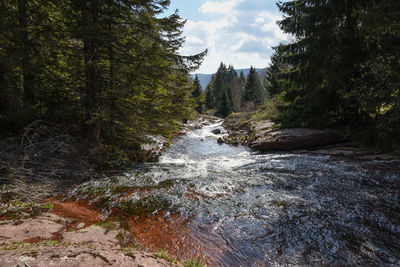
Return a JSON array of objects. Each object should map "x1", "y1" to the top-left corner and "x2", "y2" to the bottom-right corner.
[
  {"x1": 251, "y1": 128, "x2": 346, "y2": 151},
  {"x1": 217, "y1": 137, "x2": 224, "y2": 144},
  {"x1": 212, "y1": 128, "x2": 222, "y2": 135},
  {"x1": 129, "y1": 135, "x2": 169, "y2": 162}
]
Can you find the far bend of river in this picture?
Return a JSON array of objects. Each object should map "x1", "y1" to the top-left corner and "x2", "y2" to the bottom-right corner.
[{"x1": 71, "y1": 121, "x2": 400, "y2": 266}]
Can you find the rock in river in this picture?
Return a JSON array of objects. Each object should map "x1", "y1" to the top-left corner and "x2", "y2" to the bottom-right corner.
[
  {"x1": 251, "y1": 128, "x2": 346, "y2": 151},
  {"x1": 212, "y1": 128, "x2": 222, "y2": 135}
]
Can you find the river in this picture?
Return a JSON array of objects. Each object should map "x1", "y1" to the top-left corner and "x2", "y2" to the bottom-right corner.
[{"x1": 70, "y1": 120, "x2": 400, "y2": 266}]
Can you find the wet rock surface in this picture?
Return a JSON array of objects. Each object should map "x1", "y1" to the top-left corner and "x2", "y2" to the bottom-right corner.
[
  {"x1": 0, "y1": 247, "x2": 175, "y2": 267},
  {"x1": 223, "y1": 117, "x2": 346, "y2": 151},
  {"x1": 211, "y1": 128, "x2": 222, "y2": 135},
  {"x1": 0, "y1": 213, "x2": 64, "y2": 242},
  {"x1": 221, "y1": 113, "x2": 253, "y2": 146},
  {"x1": 184, "y1": 114, "x2": 222, "y2": 131},
  {"x1": 250, "y1": 127, "x2": 346, "y2": 151},
  {"x1": 0, "y1": 211, "x2": 181, "y2": 267},
  {"x1": 132, "y1": 135, "x2": 169, "y2": 163},
  {"x1": 223, "y1": 116, "x2": 398, "y2": 160}
]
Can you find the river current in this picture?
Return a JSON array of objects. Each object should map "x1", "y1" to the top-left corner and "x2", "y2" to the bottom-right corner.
[{"x1": 71, "y1": 121, "x2": 400, "y2": 266}]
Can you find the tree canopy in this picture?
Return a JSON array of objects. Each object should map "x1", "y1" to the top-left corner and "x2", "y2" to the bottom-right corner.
[
  {"x1": 270, "y1": 0, "x2": 400, "y2": 152},
  {"x1": 0, "y1": 0, "x2": 207, "y2": 152},
  {"x1": 204, "y1": 63, "x2": 265, "y2": 117}
]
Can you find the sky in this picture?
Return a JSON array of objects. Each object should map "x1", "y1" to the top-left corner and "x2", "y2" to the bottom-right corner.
[{"x1": 165, "y1": 0, "x2": 289, "y2": 74}]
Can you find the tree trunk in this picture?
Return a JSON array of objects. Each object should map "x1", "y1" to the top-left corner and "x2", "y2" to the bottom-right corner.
[
  {"x1": 82, "y1": 0, "x2": 101, "y2": 144},
  {"x1": 16, "y1": 0, "x2": 34, "y2": 110}
]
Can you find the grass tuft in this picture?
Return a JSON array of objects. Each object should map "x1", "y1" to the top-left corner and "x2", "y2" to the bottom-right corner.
[{"x1": 183, "y1": 258, "x2": 207, "y2": 267}]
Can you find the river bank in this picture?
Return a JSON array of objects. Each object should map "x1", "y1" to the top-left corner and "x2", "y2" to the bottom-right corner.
[
  {"x1": 0, "y1": 189, "x2": 204, "y2": 266},
  {"x1": 221, "y1": 112, "x2": 399, "y2": 162},
  {"x1": 0, "y1": 118, "x2": 214, "y2": 267}
]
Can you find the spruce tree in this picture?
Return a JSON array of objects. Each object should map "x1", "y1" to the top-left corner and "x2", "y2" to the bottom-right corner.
[
  {"x1": 230, "y1": 76, "x2": 242, "y2": 112},
  {"x1": 239, "y1": 71, "x2": 246, "y2": 89},
  {"x1": 217, "y1": 86, "x2": 232, "y2": 117},
  {"x1": 265, "y1": 47, "x2": 284, "y2": 97},
  {"x1": 0, "y1": 0, "x2": 208, "y2": 154},
  {"x1": 192, "y1": 75, "x2": 203, "y2": 113},
  {"x1": 275, "y1": 0, "x2": 400, "y2": 152},
  {"x1": 192, "y1": 75, "x2": 202, "y2": 99},
  {"x1": 242, "y1": 66, "x2": 264, "y2": 107},
  {"x1": 205, "y1": 79, "x2": 215, "y2": 109},
  {"x1": 277, "y1": 0, "x2": 363, "y2": 127},
  {"x1": 203, "y1": 63, "x2": 237, "y2": 116}
]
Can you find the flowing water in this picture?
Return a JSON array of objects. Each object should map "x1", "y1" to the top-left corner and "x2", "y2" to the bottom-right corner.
[{"x1": 71, "y1": 121, "x2": 400, "y2": 266}]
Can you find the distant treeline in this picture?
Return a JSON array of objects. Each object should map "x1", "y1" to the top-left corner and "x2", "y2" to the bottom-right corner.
[
  {"x1": 202, "y1": 63, "x2": 265, "y2": 117},
  {"x1": 0, "y1": 0, "x2": 206, "y2": 151},
  {"x1": 265, "y1": 0, "x2": 400, "y2": 153}
]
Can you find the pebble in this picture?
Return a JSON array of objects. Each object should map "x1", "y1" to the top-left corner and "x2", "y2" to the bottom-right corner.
[{"x1": 76, "y1": 222, "x2": 85, "y2": 229}]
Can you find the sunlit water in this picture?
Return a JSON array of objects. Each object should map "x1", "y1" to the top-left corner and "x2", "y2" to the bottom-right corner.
[{"x1": 72, "y1": 122, "x2": 400, "y2": 266}]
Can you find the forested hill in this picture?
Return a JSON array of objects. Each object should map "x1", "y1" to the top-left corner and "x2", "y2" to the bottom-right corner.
[{"x1": 193, "y1": 68, "x2": 266, "y2": 89}]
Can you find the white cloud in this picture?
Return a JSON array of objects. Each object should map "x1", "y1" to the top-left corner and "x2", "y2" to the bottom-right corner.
[
  {"x1": 180, "y1": 0, "x2": 289, "y2": 73},
  {"x1": 199, "y1": 0, "x2": 241, "y2": 15},
  {"x1": 186, "y1": 36, "x2": 205, "y2": 46}
]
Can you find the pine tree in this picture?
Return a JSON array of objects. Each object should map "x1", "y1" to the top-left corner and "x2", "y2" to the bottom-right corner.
[
  {"x1": 227, "y1": 65, "x2": 238, "y2": 81},
  {"x1": 275, "y1": 0, "x2": 400, "y2": 152},
  {"x1": 205, "y1": 78, "x2": 215, "y2": 109},
  {"x1": 277, "y1": 0, "x2": 363, "y2": 127},
  {"x1": 242, "y1": 66, "x2": 264, "y2": 107},
  {"x1": 265, "y1": 47, "x2": 284, "y2": 97},
  {"x1": 192, "y1": 75, "x2": 202, "y2": 99},
  {"x1": 203, "y1": 63, "x2": 237, "y2": 116},
  {"x1": 217, "y1": 86, "x2": 232, "y2": 117},
  {"x1": 213, "y1": 63, "x2": 227, "y2": 105},
  {"x1": 0, "y1": 0, "x2": 208, "y2": 155},
  {"x1": 239, "y1": 71, "x2": 246, "y2": 89},
  {"x1": 192, "y1": 75, "x2": 203, "y2": 113},
  {"x1": 229, "y1": 76, "x2": 242, "y2": 112},
  {"x1": 0, "y1": 0, "x2": 78, "y2": 129}
]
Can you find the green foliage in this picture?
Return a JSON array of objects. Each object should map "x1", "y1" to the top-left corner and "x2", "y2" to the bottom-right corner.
[
  {"x1": 264, "y1": 46, "x2": 291, "y2": 97},
  {"x1": 205, "y1": 63, "x2": 253, "y2": 117},
  {"x1": 183, "y1": 258, "x2": 207, "y2": 267},
  {"x1": 217, "y1": 86, "x2": 233, "y2": 117},
  {"x1": 242, "y1": 66, "x2": 265, "y2": 108},
  {"x1": 192, "y1": 75, "x2": 204, "y2": 114},
  {"x1": 154, "y1": 249, "x2": 177, "y2": 263},
  {"x1": 0, "y1": 0, "x2": 206, "y2": 155},
  {"x1": 118, "y1": 195, "x2": 172, "y2": 215},
  {"x1": 239, "y1": 71, "x2": 246, "y2": 89},
  {"x1": 251, "y1": 95, "x2": 284, "y2": 122},
  {"x1": 272, "y1": 0, "x2": 400, "y2": 153}
]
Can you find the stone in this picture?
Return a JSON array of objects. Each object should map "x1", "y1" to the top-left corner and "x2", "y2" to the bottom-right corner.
[
  {"x1": 0, "y1": 214, "x2": 64, "y2": 242},
  {"x1": 63, "y1": 225, "x2": 119, "y2": 246},
  {"x1": 76, "y1": 222, "x2": 86, "y2": 229},
  {"x1": 212, "y1": 128, "x2": 222, "y2": 135},
  {"x1": 0, "y1": 246, "x2": 179, "y2": 267},
  {"x1": 131, "y1": 135, "x2": 169, "y2": 162},
  {"x1": 217, "y1": 137, "x2": 224, "y2": 144},
  {"x1": 251, "y1": 128, "x2": 346, "y2": 151}
]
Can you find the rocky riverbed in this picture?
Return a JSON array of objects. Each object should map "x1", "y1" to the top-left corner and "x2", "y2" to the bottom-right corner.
[
  {"x1": 0, "y1": 199, "x2": 187, "y2": 267},
  {"x1": 1, "y1": 116, "x2": 399, "y2": 266}
]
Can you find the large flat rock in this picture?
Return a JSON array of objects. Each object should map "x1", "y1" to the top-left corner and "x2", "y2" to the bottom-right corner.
[
  {"x1": 0, "y1": 213, "x2": 65, "y2": 242},
  {"x1": 0, "y1": 246, "x2": 178, "y2": 267},
  {"x1": 251, "y1": 128, "x2": 346, "y2": 151}
]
